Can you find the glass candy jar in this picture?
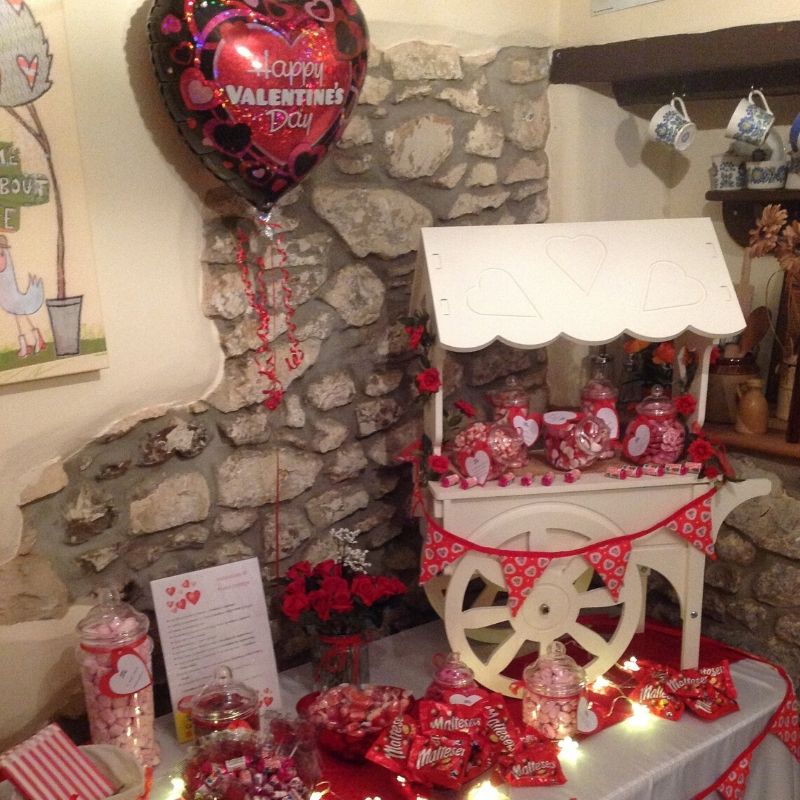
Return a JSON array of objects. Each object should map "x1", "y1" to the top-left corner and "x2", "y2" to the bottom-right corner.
[
  {"x1": 581, "y1": 353, "x2": 619, "y2": 459},
  {"x1": 543, "y1": 411, "x2": 610, "y2": 471},
  {"x1": 424, "y1": 652, "x2": 485, "y2": 705},
  {"x1": 486, "y1": 375, "x2": 529, "y2": 425},
  {"x1": 190, "y1": 666, "x2": 261, "y2": 739},
  {"x1": 522, "y1": 641, "x2": 586, "y2": 740},
  {"x1": 77, "y1": 589, "x2": 159, "y2": 767},
  {"x1": 487, "y1": 423, "x2": 529, "y2": 471},
  {"x1": 621, "y1": 385, "x2": 685, "y2": 465}
]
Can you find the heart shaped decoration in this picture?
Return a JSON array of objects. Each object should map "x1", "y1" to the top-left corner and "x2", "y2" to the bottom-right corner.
[
  {"x1": 100, "y1": 651, "x2": 152, "y2": 697},
  {"x1": 512, "y1": 413, "x2": 541, "y2": 447},
  {"x1": 448, "y1": 692, "x2": 484, "y2": 707},
  {"x1": 182, "y1": 579, "x2": 191, "y2": 588},
  {"x1": 624, "y1": 422, "x2": 650, "y2": 459},
  {"x1": 186, "y1": 589, "x2": 202, "y2": 605},
  {"x1": 166, "y1": 586, "x2": 176, "y2": 596},
  {"x1": 462, "y1": 446, "x2": 491, "y2": 485},
  {"x1": 577, "y1": 696, "x2": 599, "y2": 732},
  {"x1": 177, "y1": 598, "x2": 187, "y2": 610},
  {"x1": 545, "y1": 234, "x2": 606, "y2": 294},
  {"x1": 16, "y1": 54, "x2": 38, "y2": 88},
  {"x1": 148, "y1": 0, "x2": 369, "y2": 209}
]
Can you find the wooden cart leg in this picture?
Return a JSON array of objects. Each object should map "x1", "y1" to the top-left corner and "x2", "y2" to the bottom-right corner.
[{"x1": 680, "y1": 546, "x2": 706, "y2": 670}]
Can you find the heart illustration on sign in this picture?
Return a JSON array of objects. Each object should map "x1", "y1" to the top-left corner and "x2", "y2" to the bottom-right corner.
[
  {"x1": 16, "y1": 55, "x2": 38, "y2": 88},
  {"x1": 577, "y1": 696, "x2": 599, "y2": 733},
  {"x1": 177, "y1": 598, "x2": 187, "y2": 610},
  {"x1": 186, "y1": 590, "x2": 202, "y2": 605},
  {"x1": 182, "y1": 579, "x2": 191, "y2": 588},
  {"x1": 545, "y1": 234, "x2": 606, "y2": 294},
  {"x1": 460, "y1": 446, "x2": 492, "y2": 485},
  {"x1": 7, "y1": 0, "x2": 25, "y2": 13},
  {"x1": 100, "y1": 651, "x2": 152, "y2": 697},
  {"x1": 166, "y1": 586, "x2": 176, "y2": 596}
]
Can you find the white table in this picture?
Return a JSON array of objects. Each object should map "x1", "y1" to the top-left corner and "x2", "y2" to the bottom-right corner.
[{"x1": 152, "y1": 621, "x2": 800, "y2": 800}]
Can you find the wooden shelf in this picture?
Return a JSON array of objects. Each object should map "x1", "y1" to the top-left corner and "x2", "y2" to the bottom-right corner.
[
  {"x1": 551, "y1": 21, "x2": 800, "y2": 107},
  {"x1": 704, "y1": 190, "x2": 800, "y2": 246},
  {"x1": 705, "y1": 422, "x2": 800, "y2": 460}
]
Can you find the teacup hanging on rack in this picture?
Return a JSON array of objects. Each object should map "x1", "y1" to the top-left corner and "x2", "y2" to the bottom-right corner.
[
  {"x1": 648, "y1": 96, "x2": 696, "y2": 151},
  {"x1": 726, "y1": 89, "x2": 774, "y2": 147}
]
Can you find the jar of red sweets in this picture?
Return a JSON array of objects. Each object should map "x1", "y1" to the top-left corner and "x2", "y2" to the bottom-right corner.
[
  {"x1": 580, "y1": 353, "x2": 619, "y2": 459},
  {"x1": 621, "y1": 385, "x2": 685, "y2": 464},
  {"x1": 190, "y1": 665, "x2": 261, "y2": 739},
  {"x1": 486, "y1": 375, "x2": 529, "y2": 425}
]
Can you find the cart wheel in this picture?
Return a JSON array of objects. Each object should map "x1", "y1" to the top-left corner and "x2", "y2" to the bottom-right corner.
[{"x1": 441, "y1": 502, "x2": 644, "y2": 696}]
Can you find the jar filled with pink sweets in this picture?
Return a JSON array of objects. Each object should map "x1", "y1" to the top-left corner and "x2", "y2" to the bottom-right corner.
[
  {"x1": 621, "y1": 385, "x2": 685, "y2": 465},
  {"x1": 522, "y1": 641, "x2": 586, "y2": 740},
  {"x1": 76, "y1": 589, "x2": 159, "y2": 767}
]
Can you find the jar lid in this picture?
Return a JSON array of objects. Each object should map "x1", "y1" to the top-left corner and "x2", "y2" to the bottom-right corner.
[
  {"x1": 431, "y1": 652, "x2": 476, "y2": 689},
  {"x1": 191, "y1": 666, "x2": 260, "y2": 726},
  {"x1": 486, "y1": 375, "x2": 528, "y2": 405},
  {"x1": 77, "y1": 588, "x2": 149, "y2": 647},
  {"x1": 523, "y1": 641, "x2": 586, "y2": 696},
  {"x1": 635, "y1": 385, "x2": 675, "y2": 419}
]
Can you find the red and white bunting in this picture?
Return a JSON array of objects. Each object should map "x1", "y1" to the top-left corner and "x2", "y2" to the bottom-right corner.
[
  {"x1": 664, "y1": 492, "x2": 716, "y2": 558},
  {"x1": 500, "y1": 555, "x2": 553, "y2": 616},
  {"x1": 584, "y1": 539, "x2": 632, "y2": 600},
  {"x1": 713, "y1": 754, "x2": 752, "y2": 800},
  {"x1": 420, "y1": 526, "x2": 467, "y2": 583},
  {"x1": 769, "y1": 680, "x2": 800, "y2": 761}
]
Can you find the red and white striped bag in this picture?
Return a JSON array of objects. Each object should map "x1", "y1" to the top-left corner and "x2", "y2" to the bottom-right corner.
[{"x1": 0, "y1": 723, "x2": 117, "y2": 800}]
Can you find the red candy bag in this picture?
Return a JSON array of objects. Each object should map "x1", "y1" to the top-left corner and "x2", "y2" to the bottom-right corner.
[
  {"x1": 684, "y1": 689, "x2": 739, "y2": 720},
  {"x1": 408, "y1": 731, "x2": 469, "y2": 789},
  {"x1": 418, "y1": 700, "x2": 485, "y2": 737},
  {"x1": 629, "y1": 670, "x2": 684, "y2": 721},
  {"x1": 497, "y1": 740, "x2": 566, "y2": 787},
  {"x1": 462, "y1": 734, "x2": 494, "y2": 782},
  {"x1": 481, "y1": 696, "x2": 520, "y2": 756},
  {"x1": 366, "y1": 714, "x2": 417, "y2": 775},
  {"x1": 700, "y1": 661, "x2": 737, "y2": 699}
]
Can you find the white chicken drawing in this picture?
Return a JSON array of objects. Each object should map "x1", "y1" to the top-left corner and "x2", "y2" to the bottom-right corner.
[{"x1": 0, "y1": 234, "x2": 46, "y2": 357}]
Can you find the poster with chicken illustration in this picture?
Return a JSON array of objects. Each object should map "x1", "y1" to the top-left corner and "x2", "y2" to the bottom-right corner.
[{"x1": 0, "y1": 0, "x2": 107, "y2": 386}]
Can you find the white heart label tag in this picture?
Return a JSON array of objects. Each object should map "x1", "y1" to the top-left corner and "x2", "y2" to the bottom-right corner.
[
  {"x1": 625, "y1": 422, "x2": 650, "y2": 458},
  {"x1": 102, "y1": 652, "x2": 152, "y2": 696}
]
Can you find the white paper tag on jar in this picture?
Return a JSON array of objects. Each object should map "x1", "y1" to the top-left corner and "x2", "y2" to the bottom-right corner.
[{"x1": 577, "y1": 695, "x2": 599, "y2": 733}]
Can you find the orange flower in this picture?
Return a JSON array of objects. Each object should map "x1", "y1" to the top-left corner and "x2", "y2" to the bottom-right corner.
[
  {"x1": 623, "y1": 338, "x2": 650, "y2": 354},
  {"x1": 748, "y1": 203, "x2": 787, "y2": 257},
  {"x1": 652, "y1": 341, "x2": 676, "y2": 365}
]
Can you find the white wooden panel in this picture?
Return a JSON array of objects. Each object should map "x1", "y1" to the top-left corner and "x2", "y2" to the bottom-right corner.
[{"x1": 418, "y1": 218, "x2": 744, "y2": 351}]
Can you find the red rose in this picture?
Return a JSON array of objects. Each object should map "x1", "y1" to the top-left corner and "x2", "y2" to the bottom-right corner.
[
  {"x1": 416, "y1": 367, "x2": 442, "y2": 394},
  {"x1": 704, "y1": 465, "x2": 720, "y2": 480},
  {"x1": 351, "y1": 574, "x2": 381, "y2": 607},
  {"x1": 309, "y1": 590, "x2": 333, "y2": 622},
  {"x1": 284, "y1": 578, "x2": 307, "y2": 595},
  {"x1": 673, "y1": 394, "x2": 697, "y2": 417},
  {"x1": 286, "y1": 561, "x2": 312, "y2": 581},
  {"x1": 427, "y1": 454, "x2": 450, "y2": 474},
  {"x1": 405, "y1": 325, "x2": 425, "y2": 350},
  {"x1": 313, "y1": 559, "x2": 342, "y2": 578},
  {"x1": 375, "y1": 575, "x2": 406, "y2": 600},
  {"x1": 455, "y1": 400, "x2": 476, "y2": 417},
  {"x1": 282, "y1": 591, "x2": 310, "y2": 622},
  {"x1": 687, "y1": 437, "x2": 716, "y2": 463}
]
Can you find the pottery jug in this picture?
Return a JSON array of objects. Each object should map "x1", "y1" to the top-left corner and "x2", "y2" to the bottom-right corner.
[{"x1": 735, "y1": 378, "x2": 769, "y2": 435}]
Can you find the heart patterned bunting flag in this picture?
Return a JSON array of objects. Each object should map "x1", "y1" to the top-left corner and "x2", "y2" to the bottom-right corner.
[
  {"x1": 584, "y1": 539, "x2": 632, "y2": 600},
  {"x1": 500, "y1": 554, "x2": 553, "y2": 616},
  {"x1": 714, "y1": 754, "x2": 752, "y2": 800},
  {"x1": 665, "y1": 493, "x2": 715, "y2": 557},
  {"x1": 769, "y1": 679, "x2": 800, "y2": 760},
  {"x1": 420, "y1": 525, "x2": 467, "y2": 583}
]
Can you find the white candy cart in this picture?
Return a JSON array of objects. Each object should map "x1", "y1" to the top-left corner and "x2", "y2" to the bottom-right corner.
[{"x1": 411, "y1": 218, "x2": 770, "y2": 697}]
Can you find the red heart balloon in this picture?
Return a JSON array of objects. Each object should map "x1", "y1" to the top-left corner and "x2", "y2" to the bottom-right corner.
[{"x1": 149, "y1": 0, "x2": 368, "y2": 210}]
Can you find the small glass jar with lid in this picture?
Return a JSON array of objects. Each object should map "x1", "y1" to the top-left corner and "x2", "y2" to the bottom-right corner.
[
  {"x1": 486, "y1": 375, "x2": 529, "y2": 425},
  {"x1": 190, "y1": 665, "x2": 261, "y2": 739},
  {"x1": 621, "y1": 385, "x2": 685, "y2": 464},
  {"x1": 522, "y1": 641, "x2": 586, "y2": 740},
  {"x1": 424, "y1": 652, "x2": 484, "y2": 705}
]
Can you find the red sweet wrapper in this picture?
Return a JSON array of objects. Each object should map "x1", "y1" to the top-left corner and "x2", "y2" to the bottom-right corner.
[
  {"x1": 481, "y1": 696, "x2": 520, "y2": 756},
  {"x1": 497, "y1": 740, "x2": 566, "y2": 787},
  {"x1": 700, "y1": 661, "x2": 737, "y2": 699},
  {"x1": 408, "y1": 731, "x2": 469, "y2": 789},
  {"x1": 366, "y1": 714, "x2": 417, "y2": 775},
  {"x1": 684, "y1": 689, "x2": 739, "y2": 720},
  {"x1": 629, "y1": 670, "x2": 684, "y2": 721},
  {"x1": 462, "y1": 733, "x2": 494, "y2": 783},
  {"x1": 418, "y1": 700, "x2": 485, "y2": 736}
]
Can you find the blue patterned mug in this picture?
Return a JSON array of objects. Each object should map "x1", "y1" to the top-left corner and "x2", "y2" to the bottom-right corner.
[
  {"x1": 648, "y1": 97, "x2": 696, "y2": 151},
  {"x1": 726, "y1": 90, "x2": 774, "y2": 146},
  {"x1": 745, "y1": 159, "x2": 787, "y2": 190},
  {"x1": 710, "y1": 153, "x2": 746, "y2": 190}
]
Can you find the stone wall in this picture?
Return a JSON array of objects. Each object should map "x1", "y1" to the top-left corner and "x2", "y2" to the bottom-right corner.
[{"x1": 7, "y1": 41, "x2": 552, "y2": 668}]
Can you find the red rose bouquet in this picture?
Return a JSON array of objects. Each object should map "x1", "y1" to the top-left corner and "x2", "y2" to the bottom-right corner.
[{"x1": 279, "y1": 528, "x2": 406, "y2": 688}]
